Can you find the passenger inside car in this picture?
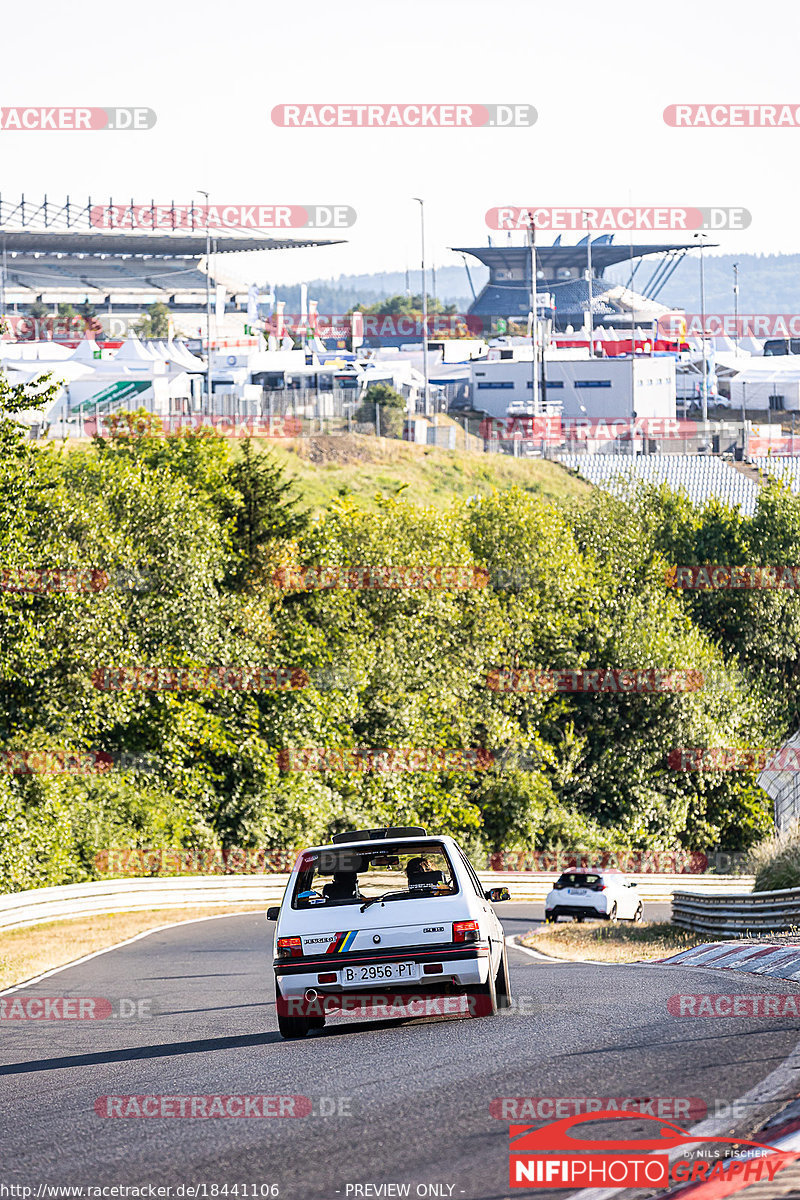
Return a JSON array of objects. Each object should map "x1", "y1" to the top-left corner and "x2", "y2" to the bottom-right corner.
[{"x1": 405, "y1": 856, "x2": 446, "y2": 888}]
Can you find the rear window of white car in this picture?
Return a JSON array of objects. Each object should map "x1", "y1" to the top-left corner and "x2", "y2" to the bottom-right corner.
[
  {"x1": 291, "y1": 842, "x2": 460, "y2": 910},
  {"x1": 554, "y1": 872, "x2": 604, "y2": 890}
]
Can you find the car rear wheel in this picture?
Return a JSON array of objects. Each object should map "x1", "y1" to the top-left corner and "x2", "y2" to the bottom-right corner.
[
  {"x1": 632, "y1": 902, "x2": 644, "y2": 923},
  {"x1": 277, "y1": 1011, "x2": 311, "y2": 1039},
  {"x1": 495, "y1": 943, "x2": 512, "y2": 1009},
  {"x1": 545, "y1": 908, "x2": 559, "y2": 923},
  {"x1": 470, "y1": 960, "x2": 498, "y2": 1017}
]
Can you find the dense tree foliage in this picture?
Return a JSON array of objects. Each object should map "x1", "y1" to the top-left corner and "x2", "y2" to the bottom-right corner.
[{"x1": 1, "y1": 401, "x2": 796, "y2": 889}]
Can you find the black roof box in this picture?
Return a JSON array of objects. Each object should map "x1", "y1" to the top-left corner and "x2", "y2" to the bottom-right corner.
[{"x1": 331, "y1": 826, "x2": 427, "y2": 844}]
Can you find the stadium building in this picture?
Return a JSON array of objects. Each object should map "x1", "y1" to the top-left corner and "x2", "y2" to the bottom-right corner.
[
  {"x1": 455, "y1": 237, "x2": 712, "y2": 333},
  {"x1": 0, "y1": 197, "x2": 344, "y2": 340}
]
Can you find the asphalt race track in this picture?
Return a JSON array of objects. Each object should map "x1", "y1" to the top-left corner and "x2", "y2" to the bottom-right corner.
[{"x1": 2, "y1": 903, "x2": 798, "y2": 1200}]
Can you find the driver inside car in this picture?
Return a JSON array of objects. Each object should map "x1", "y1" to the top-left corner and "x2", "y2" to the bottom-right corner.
[
  {"x1": 322, "y1": 870, "x2": 360, "y2": 901},
  {"x1": 405, "y1": 856, "x2": 445, "y2": 888}
]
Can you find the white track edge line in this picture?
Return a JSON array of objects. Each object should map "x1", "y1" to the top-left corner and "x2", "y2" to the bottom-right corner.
[{"x1": 0, "y1": 910, "x2": 262, "y2": 996}]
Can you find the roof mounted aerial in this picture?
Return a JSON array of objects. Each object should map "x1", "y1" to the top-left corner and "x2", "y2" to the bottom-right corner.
[{"x1": 331, "y1": 826, "x2": 427, "y2": 844}]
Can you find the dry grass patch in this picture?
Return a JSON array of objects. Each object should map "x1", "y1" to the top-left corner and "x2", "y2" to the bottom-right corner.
[
  {"x1": 519, "y1": 920, "x2": 709, "y2": 964},
  {"x1": 0, "y1": 905, "x2": 265, "y2": 990}
]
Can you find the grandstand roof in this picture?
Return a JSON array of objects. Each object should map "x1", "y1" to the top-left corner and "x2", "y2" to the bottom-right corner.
[
  {"x1": 452, "y1": 243, "x2": 715, "y2": 274},
  {"x1": 0, "y1": 231, "x2": 342, "y2": 256}
]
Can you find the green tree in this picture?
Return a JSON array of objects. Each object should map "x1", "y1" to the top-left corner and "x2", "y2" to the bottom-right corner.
[
  {"x1": 135, "y1": 302, "x2": 172, "y2": 339},
  {"x1": 222, "y1": 439, "x2": 308, "y2": 586},
  {"x1": 354, "y1": 382, "x2": 406, "y2": 438}
]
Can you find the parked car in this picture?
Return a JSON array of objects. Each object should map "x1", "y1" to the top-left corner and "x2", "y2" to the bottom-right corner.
[
  {"x1": 266, "y1": 826, "x2": 511, "y2": 1038},
  {"x1": 544, "y1": 869, "x2": 643, "y2": 924}
]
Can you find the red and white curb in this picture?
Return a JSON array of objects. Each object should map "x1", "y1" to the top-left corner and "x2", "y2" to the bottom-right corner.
[
  {"x1": 656, "y1": 941, "x2": 800, "y2": 980},
  {"x1": 645, "y1": 1108, "x2": 800, "y2": 1199}
]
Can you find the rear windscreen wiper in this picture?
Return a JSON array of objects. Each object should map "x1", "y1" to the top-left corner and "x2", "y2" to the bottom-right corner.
[{"x1": 359, "y1": 889, "x2": 410, "y2": 912}]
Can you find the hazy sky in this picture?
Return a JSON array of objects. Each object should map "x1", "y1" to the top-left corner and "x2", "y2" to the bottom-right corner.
[{"x1": 2, "y1": 0, "x2": 799, "y2": 288}]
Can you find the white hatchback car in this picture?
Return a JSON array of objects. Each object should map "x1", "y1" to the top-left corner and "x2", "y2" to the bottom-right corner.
[
  {"x1": 544, "y1": 869, "x2": 643, "y2": 924},
  {"x1": 267, "y1": 826, "x2": 512, "y2": 1038}
]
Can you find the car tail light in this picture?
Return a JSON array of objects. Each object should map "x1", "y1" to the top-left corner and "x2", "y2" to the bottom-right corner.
[
  {"x1": 277, "y1": 937, "x2": 303, "y2": 958},
  {"x1": 598, "y1": 885, "x2": 607, "y2": 891},
  {"x1": 453, "y1": 920, "x2": 480, "y2": 943},
  {"x1": 317, "y1": 972, "x2": 337, "y2": 983}
]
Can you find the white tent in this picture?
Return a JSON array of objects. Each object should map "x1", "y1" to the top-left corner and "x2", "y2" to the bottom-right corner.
[
  {"x1": 110, "y1": 335, "x2": 162, "y2": 366},
  {"x1": 730, "y1": 355, "x2": 800, "y2": 411},
  {"x1": 167, "y1": 339, "x2": 206, "y2": 371},
  {"x1": 68, "y1": 337, "x2": 105, "y2": 365}
]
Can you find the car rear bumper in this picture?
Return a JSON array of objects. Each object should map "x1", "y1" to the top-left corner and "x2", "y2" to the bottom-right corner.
[
  {"x1": 546, "y1": 903, "x2": 608, "y2": 919},
  {"x1": 274, "y1": 944, "x2": 490, "y2": 997}
]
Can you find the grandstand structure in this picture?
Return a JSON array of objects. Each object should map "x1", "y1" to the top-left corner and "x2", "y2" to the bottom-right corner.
[
  {"x1": 0, "y1": 196, "x2": 344, "y2": 319},
  {"x1": 750, "y1": 456, "x2": 800, "y2": 493},
  {"x1": 559, "y1": 453, "x2": 759, "y2": 515},
  {"x1": 455, "y1": 238, "x2": 714, "y2": 333}
]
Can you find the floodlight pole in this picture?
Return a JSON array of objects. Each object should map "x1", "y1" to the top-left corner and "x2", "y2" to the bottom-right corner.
[
  {"x1": 695, "y1": 233, "x2": 709, "y2": 427},
  {"x1": 733, "y1": 262, "x2": 740, "y2": 358},
  {"x1": 198, "y1": 189, "x2": 213, "y2": 406},
  {"x1": 528, "y1": 212, "x2": 538, "y2": 415},
  {"x1": 584, "y1": 213, "x2": 593, "y2": 354},
  {"x1": 413, "y1": 198, "x2": 429, "y2": 418}
]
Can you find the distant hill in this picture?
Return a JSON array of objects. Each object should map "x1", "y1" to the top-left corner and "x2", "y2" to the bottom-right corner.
[
  {"x1": 273, "y1": 265, "x2": 487, "y2": 314},
  {"x1": 276, "y1": 253, "x2": 800, "y2": 317},
  {"x1": 589, "y1": 253, "x2": 800, "y2": 314}
]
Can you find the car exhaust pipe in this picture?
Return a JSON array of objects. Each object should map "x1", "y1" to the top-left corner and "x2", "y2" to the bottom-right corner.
[{"x1": 304, "y1": 988, "x2": 319, "y2": 1003}]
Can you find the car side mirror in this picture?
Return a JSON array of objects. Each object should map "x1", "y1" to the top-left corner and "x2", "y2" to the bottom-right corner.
[
  {"x1": 485, "y1": 887, "x2": 511, "y2": 903},
  {"x1": 266, "y1": 906, "x2": 280, "y2": 921},
  {"x1": 628, "y1": 882, "x2": 638, "y2": 888}
]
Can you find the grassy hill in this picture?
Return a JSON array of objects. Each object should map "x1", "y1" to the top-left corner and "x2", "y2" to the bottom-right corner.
[{"x1": 255, "y1": 435, "x2": 590, "y2": 513}]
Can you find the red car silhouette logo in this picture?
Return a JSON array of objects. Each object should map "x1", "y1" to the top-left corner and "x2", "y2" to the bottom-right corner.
[{"x1": 510, "y1": 1110, "x2": 784, "y2": 1156}]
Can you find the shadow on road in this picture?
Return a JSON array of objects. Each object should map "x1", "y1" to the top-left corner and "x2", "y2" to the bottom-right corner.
[{"x1": 0, "y1": 1030, "x2": 283, "y2": 1076}]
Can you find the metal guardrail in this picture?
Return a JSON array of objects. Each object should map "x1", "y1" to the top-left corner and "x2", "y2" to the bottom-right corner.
[
  {"x1": 671, "y1": 885, "x2": 800, "y2": 936},
  {"x1": 0, "y1": 872, "x2": 754, "y2": 933}
]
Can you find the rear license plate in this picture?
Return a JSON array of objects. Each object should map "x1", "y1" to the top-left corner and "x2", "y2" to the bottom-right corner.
[
  {"x1": 569, "y1": 888, "x2": 587, "y2": 895},
  {"x1": 342, "y1": 962, "x2": 418, "y2": 984}
]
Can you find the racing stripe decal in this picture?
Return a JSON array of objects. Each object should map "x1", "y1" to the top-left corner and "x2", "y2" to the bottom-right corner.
[{"x1": 326, "y1": 930, "x2": 358, "y2": 953}]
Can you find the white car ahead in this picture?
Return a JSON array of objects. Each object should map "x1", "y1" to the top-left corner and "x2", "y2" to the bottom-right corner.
[
  {"x1": 266, "y1": 826, "x2": 512, "y2": 1039},
  {"x1": 544, "y1": 869, "x2": 643, "y2": 924}
]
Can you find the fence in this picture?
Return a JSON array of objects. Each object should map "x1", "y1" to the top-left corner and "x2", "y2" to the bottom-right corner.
[
  {"x1": 0, "y1": 872, "x2": 753, "y2": 933},
  {"x1": 671, "y1": 886, "x2": 800, "y2": 937}
]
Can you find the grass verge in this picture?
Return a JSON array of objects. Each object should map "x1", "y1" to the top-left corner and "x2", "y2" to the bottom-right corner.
[
  {"x1": 519, "y1": 920, "x2": 710, "y2": 964},
  {"x1": 260, "y1": 436, "x2": 591, "y2": 513},
  {"x1": 0, "y1": 905, "x2": 265, "y2": 991}
]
